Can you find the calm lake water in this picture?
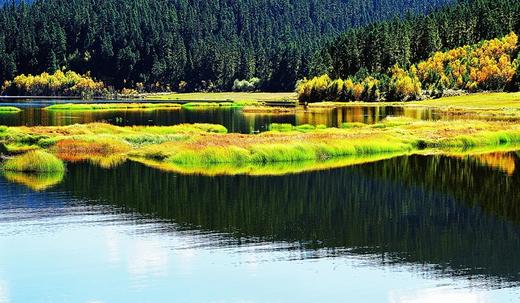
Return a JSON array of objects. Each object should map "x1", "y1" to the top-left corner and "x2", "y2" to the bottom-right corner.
[
  {"x1": 1, "y1": 100, "x2": 520, "y2": 302},
  {"x1": 1, "y1": 154, "x2": 520, "y2": 302},
  {"x1": 0, "y1": 100, "x2": 439, "y2": 133}
]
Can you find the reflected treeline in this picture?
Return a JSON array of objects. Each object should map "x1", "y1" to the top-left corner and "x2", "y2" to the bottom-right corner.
[
  {"x1": 0, "y1": 106, "x2": 437, "y2": 133},
  {"x1": 0, "y1": 107, "x2": 296, "y2": 133},
  {"x1": 56, "y1": 153, "x2": 520, "y2": 284}
]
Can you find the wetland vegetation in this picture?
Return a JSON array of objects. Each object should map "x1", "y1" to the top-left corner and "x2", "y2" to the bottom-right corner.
[{"x1": 2, "y1": 117, "x2": 520, "y2": 177}]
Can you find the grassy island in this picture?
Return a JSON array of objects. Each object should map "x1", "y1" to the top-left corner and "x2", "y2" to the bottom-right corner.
[
  {"x1": 1, "y1": 118, "x2": 520, "y2": 175},
  {"x1": 0, "y1": 106, "x2": 22, "y2": 113}
]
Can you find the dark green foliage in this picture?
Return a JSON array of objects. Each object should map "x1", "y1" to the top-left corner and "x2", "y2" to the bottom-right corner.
[
  {"x1": 318, "y1": 0, "x2": 520, "y2": 80},
  {"x1": 0, "y1": 0, "x2": 452, "y2": 92}
]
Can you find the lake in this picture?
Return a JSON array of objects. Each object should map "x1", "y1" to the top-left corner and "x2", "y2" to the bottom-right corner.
[
  {"x1": 0, "y1": 100, "x2": 439, "y2": 133},
  {"x1": 1, "y1": 100, "x2": 520, "y2": 302}
]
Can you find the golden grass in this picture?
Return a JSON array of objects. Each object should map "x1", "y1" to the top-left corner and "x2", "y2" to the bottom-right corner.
[
  {"x1": 2, "y1": 118, "x2": 520, "y2": 175},
  {"x1": 2, "y1": 150, "x2": 65, "y2": 172}
]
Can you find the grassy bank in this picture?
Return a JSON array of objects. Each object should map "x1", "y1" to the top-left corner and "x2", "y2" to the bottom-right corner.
[
  {"x1": 309, "y1": 92, "x2": 520, "y2": 110},
  {"x1": 181, "y1": 100, "x2": 261, "y2": 109},
  {"x1": 307, "y1": 92, "x2": 520, "y2": 119},
  {"x1": 45, "y1": 103, "x2": 182, "y2": 111},
  {"x1": 144, "y1": 92, "x2": 297, "y2": 102},
  {"x1": 1, "y1": 118, "x2": 520, "y2": 175}
]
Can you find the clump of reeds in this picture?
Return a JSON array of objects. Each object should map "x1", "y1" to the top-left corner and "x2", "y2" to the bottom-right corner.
[{"x1": 2, "y1": 150, "x2": 65, "y2": 172}]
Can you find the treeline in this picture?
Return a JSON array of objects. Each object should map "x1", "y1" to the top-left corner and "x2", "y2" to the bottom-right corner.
[
  {"x1": 299, "y1": 33, "x2": 520, "y2": 102},
  {"x1": 312, "y1": 0, "x2": 520, "y2": 80},
  {"x1": 0, "y1": 0, "x2": 452, "y2": 93},
  {"x1": 2, "y1": 70, "x2": 107, "y2": 97}
]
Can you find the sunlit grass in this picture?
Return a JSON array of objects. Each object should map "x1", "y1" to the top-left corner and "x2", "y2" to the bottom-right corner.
[
  {"x1": 408, "y1": 92, "x2": 520, "y2": 109},
  {"x1": 307, "y1": 92, "x2": 520, "y2": 119},
  {"x1": 2, "y1": 150, "x2": 65, "y2": 172},
  {"x1": 1, "y1": 118, "x2": 520, "y2": 174},
  {"x1": 0, "y1": 106, "x2": 21, "y2": 113},
  {"x1": 45, "y1": 103, "x2": 181, "y2": 111},
  {"x1": 144, "y1": 92, "x2": 297, "y2": 102}
]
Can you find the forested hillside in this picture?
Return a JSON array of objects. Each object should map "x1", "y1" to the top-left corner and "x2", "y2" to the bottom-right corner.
[
  {"x1": 0, "y1": 0, "x2": 452, "y2": 92},
  {"x1": 313, "y1": 0, "x2": 520, "y2": 80}
]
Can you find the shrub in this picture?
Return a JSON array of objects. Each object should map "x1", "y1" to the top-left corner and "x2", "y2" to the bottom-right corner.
[{"x1": 232, "y1": 77, "x2": 262, "y2": 92}]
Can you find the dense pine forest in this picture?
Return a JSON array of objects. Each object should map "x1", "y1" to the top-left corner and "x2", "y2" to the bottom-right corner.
[
  {"x1": 313, "y1": 0, "x2": 520, "y2": 80},
  {"x1": 0, "y1": 0, "x2": 452, "y2": 92}
]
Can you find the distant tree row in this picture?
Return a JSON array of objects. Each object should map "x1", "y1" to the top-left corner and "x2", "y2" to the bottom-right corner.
[
  {"x1": 0, "y1": 0, "x2": 452, "y2": 93},
  {"x1": 311, "y1": 0, "x2": 520, "y2": 81},
  {"x1": 2, "y1": 70, "x2": 107, "y2": 97},
  {"x1": 299, "y1": 33, "x2": 520, "y2": 102}
]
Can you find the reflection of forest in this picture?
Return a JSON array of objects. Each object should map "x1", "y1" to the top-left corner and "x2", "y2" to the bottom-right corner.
[{"x1": 52, "y1": 152, "x2": 520, "y2": 284}]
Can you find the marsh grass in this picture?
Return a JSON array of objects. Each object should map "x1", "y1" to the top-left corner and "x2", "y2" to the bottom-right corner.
[
  {"x1": 1, "y1": 118, "x2": 520, "y2": 174},
  {"x1": 2, "y1": 150, "x2": 65, "y2": 172},
  {"x1": 0, "y1": 107, "x2": 21, "y2": 113},
  {"x1": 45, "y1": 103, "x2": 181, "y2": 111}
]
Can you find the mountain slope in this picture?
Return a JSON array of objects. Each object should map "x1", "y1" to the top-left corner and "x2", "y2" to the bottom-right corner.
[
  {"x1": 313, "y1": 0, "x2": 520, "y2": 80},
  {"x1": 0, "y1": 0, "x2": 453, "y2": 91}
]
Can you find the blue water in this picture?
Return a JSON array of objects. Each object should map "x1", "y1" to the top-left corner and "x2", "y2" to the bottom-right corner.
[{"x1": 1, "y1": 154, "x2": 520, "y2": 302}]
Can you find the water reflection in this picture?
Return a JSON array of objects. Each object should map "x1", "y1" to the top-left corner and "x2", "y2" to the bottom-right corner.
[
  {"x1": 0, "y1": 104, "x2": 437, "y2": 133},
  {"x1": 30, "y1": 152, "x2": 516, "y2": 286},
  {"x1": 2, "y1": 152, "x2": 520, "y2": 301}
]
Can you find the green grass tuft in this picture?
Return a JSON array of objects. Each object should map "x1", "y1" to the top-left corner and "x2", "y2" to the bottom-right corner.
[
  {"x1": 0, "y1": 106, "x2": 22, "y2": 113},
  {"x1": 2, "y1": 150, "x2": 66, "y2": 172}
]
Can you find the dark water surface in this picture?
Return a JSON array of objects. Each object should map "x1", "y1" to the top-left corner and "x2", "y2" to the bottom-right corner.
[
  {"x1": 1, "y1": 153, "x2": 520, "y2": 302},
  {"x1": 0, "y1": 100, "x2": 438, "y2": 133}
]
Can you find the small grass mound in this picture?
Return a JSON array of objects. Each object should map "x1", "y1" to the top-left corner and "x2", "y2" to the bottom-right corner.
[
  {"x1": 0, "y1": 106, "x2": 21, "y2": 113},
  {"x1": 2, "y1": 150, "x2": 65, "y2": 172}
]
